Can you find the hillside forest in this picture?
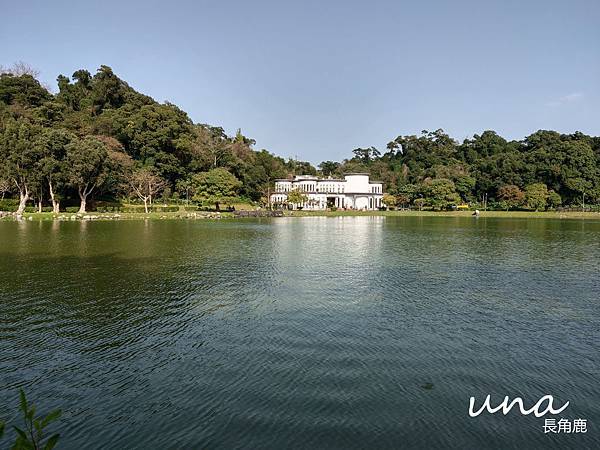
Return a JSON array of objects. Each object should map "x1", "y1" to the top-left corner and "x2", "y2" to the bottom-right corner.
[{"x1": 1, "y1": 64, "x2": 599, "y2": 214}]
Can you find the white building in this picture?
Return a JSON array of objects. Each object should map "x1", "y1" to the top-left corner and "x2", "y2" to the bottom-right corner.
[{"x1": 271, "y1": 173, "x2": 384, "y2": 210}]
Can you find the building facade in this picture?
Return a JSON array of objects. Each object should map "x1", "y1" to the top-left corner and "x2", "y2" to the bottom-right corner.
[{"x1": 271, "y1": 173, "x2": 384, "y2": 210}]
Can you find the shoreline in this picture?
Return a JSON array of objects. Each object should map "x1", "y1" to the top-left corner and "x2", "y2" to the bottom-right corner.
[
  {"x1": 1, "y1": 210, "x2": 599, "y2": 222},
  {"x1": 285, "y1": 210, "x2": 600, "y2": 219}
]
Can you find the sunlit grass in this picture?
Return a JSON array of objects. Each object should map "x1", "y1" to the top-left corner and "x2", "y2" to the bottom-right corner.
[
  {"x1": 285, "y1": 210, "x2": 600, "y2": 219},
  {"x1": 2, "y1": 209, "x2": 599, "y2": 221}
]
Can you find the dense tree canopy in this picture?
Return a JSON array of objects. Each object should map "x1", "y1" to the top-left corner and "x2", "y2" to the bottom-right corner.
[
  {"x1": 322, "y1": 128, "x2": 600, "y2": 209},
  {"x1": 191, "y1": 168, "x2": 242, "y2": 210},
  {"x1": 0, "y1": 64, "x2": 299, "y2": 212},
  {"x1": 1, "y1": 64, "x2": 599, "y2": 213}
]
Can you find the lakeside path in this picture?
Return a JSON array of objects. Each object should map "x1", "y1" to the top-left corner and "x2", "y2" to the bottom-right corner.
[{"x1": 1, "y1": 210, "x2": 600, "y2": 221}]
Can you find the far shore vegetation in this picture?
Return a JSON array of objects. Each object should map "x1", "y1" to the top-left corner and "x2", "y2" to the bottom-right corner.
[
  {"x1": 1, "y1": 62, "x2": 600, "y2": 218},
  {"x1": 2, "y1": 209, "x2": 599, "y2": 222}
]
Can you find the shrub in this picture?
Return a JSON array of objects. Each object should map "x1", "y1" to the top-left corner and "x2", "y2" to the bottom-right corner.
[
  {"x1": 121, "y1": 205, "x2": 147, "y2": 213},
  {"x1": 94, "y1": 201, "x2": 123, "y2": 210},
  {"x1": 0, "y1": 199, "x2": 19, "y2": 212},
  {"x1": 24, "y1": 206, "x2": 55, "y2": 213},
  {"x1": 153, "y1": 206, "x2": 179, "y2": 213}
]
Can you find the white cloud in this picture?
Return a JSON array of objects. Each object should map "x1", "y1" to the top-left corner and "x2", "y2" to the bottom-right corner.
[{"x1": 546, "y1": 92, "x2": 584, "y2": 107}]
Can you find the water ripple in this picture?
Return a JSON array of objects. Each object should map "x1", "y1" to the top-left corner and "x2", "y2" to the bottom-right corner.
[{"x1": 0, "y1": 217, "x2": 599, "y2": 449}]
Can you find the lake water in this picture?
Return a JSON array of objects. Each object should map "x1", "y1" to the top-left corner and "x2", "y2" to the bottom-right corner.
[{"x1": 0, "y1": 217, "x2": 599, "y2": 449}]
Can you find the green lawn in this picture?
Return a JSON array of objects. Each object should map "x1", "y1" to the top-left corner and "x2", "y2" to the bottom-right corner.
[
  {"x1": 1, "y1": 211, "x2": 234, "y2": 221},
  {"x1": 2, "y1": 209, "x2": 599, "y2": 221},
  {"x1": 285, "y1": 209, "x2": 600, "y2": 219}
]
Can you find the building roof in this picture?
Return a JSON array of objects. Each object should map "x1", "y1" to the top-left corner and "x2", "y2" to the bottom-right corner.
[
  {"x1": 275, "y1": 174, "x2": 379, "y2": 183},
  {"x1": 276, "y1": 176, "x2": 344, "y2": 182}
]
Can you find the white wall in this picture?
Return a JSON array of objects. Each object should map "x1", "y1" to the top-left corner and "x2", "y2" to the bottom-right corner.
[
  {"x1": 272, "y1": 174, "x2": 383, "y2": 210},
  {"x1": 344, "y1": 174, "x2": 369, "y2": 193},
  {"x1": 354, "y1": 196, "x2": 369, "y2": 209}
]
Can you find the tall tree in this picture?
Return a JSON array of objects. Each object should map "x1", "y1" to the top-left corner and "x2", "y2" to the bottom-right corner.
[
  {"x1": 497, "y1": 184, "x2": 525, "y2": 211},
  {"x1": 188, "y1": 124, "x2": 231, "y2": 171},
  {"x1": 127, "y1": 168, "x2": 168, "y2": 213},
  {"x1": 35, "y1": 128, "x2": 74, "y2": 213},
  {"x1": 352, "y1": 147, "x2": 381, "y2": 164},
  {"x1": 422, "y1": 178, "x2": 460, "y2": 210},
  {"x1": 192, "y1": 168, "x2": 241, "y2": 211},
  {"x1": 319, "y1": 160, "x2": 341, "y2": 176},
  {"x1": 525, "y1": 183, "x2": 548, "y2": 211},
  {"x1": 65, "y1": 136, "x2": 110, "y2": 213},
  {"x1": 286, "y1": 189, "x2": 309, "y2": 208},
  {"x1": 0, "y1": 118, "x2": 42, "y2": 215}
]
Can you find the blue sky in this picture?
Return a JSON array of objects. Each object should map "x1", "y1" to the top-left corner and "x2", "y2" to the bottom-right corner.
[{"x1": 2, "y1": 0, "x2": 599, "y2": 163}]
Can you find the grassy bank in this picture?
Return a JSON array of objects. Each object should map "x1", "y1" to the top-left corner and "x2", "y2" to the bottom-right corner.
[
  {"x1": 285, "y1": 210, "x2": 600, "y2": 220},
  {"x1": 2, "y1": 209, "x2": 599, "y2": 221},
  {"x1": 0, "y1": 211, "x2": 234, "y2": 221}
]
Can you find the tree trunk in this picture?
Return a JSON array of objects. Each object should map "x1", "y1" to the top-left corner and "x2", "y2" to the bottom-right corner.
[
  {"x1": 49, "y1": 180, "x2": 60, "y2": 214},
  {"x1": 16, "y1": 188, "x2": 29, "y2": 216},
  {"x1": 215, "y1": 202, "x2": 220, "y2": 212},
  {"x1": 144, "y1": 198, "x2": 149, "y2": 214},
  {"x1": 38, "y1": 200, "x2": 42, "y2": 213},
  {"x1": 78, "y1": 191, "x2": 87, "y2": 214}
]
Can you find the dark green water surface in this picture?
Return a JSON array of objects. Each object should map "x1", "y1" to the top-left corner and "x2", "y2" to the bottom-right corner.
[{"x1": 0, "y1": 217, "x2": 599, "y2": 449}]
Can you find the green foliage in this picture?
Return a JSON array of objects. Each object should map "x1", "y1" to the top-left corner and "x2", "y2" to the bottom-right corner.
[
  {"x1": 286, "y1": 189, "x2": 309, "y2": 206},
  {"x1": 454, "y1": 175, "x2": 476, "y2": 201},
  {"x1": 0, "y1": 73, "x2": 51, "y2": 107},
  {"x1": 318, "y1": 160, "x2": 340, "y2": 176},
  {"x1": 287, "y1": 159, "x2": 317, "y2": 176},
  {"x1": 65, "y1": 136, "x2": 109, "y2": 191},
  {"x1": 525, "y1": 183, "x2": 549, "y2": 211},
  {"x1": 352, "y1": 147, "x2": 381, "y2": 164},
  {"x1": 109, "y1": 103, "x2": 192, "y2": 181},
  {"x1": 0, "y1": 198, "x2": 19, "y2": 211},
  {"x1": 422, "y1": 178, "x2": 461, "y2": 210},
  {"x1": 0, "y1": 389, "x2": 61, "y2": 450},
  {"x1": 192, "y1": 168, "x2": 241, "y2": 209},
  {"x1": 547, "y1": 190, "x2": 562, "y2": 208},
  {"x1": 1, "y1": 65, "x2": 600, "y2": 213},
  {"x1": 396, "y1": 184, "x2": 417, "y2": 203},
  {"x1": 382, "y1": 193, "x2": 397, "y2": 208},
  {"x1": 24, "y1": 206, "x2": 53, "y2": 213}
]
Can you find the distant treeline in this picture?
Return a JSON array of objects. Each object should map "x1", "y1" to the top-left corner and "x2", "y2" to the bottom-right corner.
[{"x1": 1, "y1": 63, "x2": 599, "y2": 214}]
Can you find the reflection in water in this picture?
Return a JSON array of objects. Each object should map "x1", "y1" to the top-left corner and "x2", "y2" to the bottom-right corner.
[
  {"x1": 272, "y1": 217, "x2": 384, "y2": 308},
  {"x1": 0, "y1": 217, "x2": 599, "y2": 449}
]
